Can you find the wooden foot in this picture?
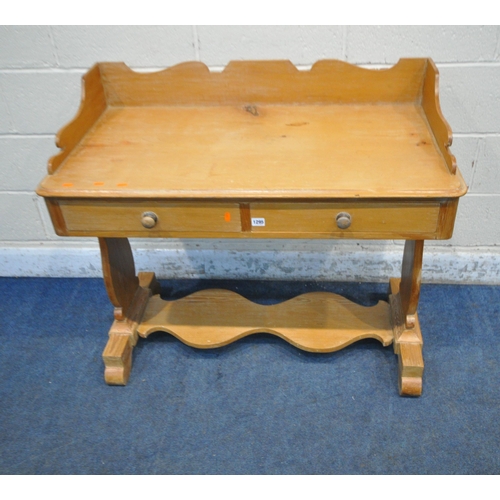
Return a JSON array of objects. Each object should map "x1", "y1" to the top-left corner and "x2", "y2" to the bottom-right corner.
[
  {"x1": 390, "y1": 280, "x2": 424, "y2": 396},
  {"x1": 398, "y1": 343, "x2": 424, "y2": 397},
  {"x1": 103, "y1": 334, "x2": 133, "y2": 385},
  {"x1": 101, "y1": 272, "x2": 159, "y2": 385},
  {"x1": 390, "y1": 240, "x2": 425, "y2": 396}
]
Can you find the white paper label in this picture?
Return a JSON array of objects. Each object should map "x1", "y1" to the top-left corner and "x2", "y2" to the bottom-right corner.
[{"x1": 251, "y1": 218, "x2": 266, "y2": 227}]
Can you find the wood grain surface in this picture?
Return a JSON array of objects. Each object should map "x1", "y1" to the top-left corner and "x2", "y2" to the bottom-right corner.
[
  {"x1": 53, "y1": 198, "x2": 455, "y2": 240},
  {"x1": 98, "y1": 59, "x2": 427, "y2": 106},
  {"x1": 137, "y1": 289, "x2": 394, "y2": 352},
  {"x1": 38, "y1": 103, "x2": 466, "y2": 199},
  {"x1": 37, "y1": 58, "x2": 467, "y2": 201}
]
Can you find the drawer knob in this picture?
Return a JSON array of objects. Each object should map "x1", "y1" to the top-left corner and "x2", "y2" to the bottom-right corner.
[
  {"x1": 141, "y1": 211, "x2": 158, "y2": 229},
  {"x1": 336, "y1": 212, "x2": 351, "y2": 229}
]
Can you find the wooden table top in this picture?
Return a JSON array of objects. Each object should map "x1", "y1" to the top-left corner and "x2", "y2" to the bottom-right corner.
[
  {"x1": 36, "y1": 59, "x2": 467, "y2": 201},
  {"x1": 37, "y1": 102, "x2": 466, "y2": 200}
]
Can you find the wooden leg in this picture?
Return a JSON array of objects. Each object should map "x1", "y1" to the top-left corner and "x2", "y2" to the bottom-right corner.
[
  {"x1": 400, "y1": 240, "x2": 424, "y2": 330},
  {"x1": 99, "y1": 238, "x2": 160, "y2": 385},
  {"x1": 390, "y1": 240, "x2": 425, "y2": 396},
  {"x1": 99, "y1": 237, "x2": 139, "y2": 321}
]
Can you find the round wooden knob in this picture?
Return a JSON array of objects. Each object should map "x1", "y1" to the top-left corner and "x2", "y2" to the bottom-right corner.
[
  {"x1": 336, "y1": 212, "x2": 351, "y2": 229},
  {"x1": 141, "y1": 211, "x2": 158, "y2": 229}
]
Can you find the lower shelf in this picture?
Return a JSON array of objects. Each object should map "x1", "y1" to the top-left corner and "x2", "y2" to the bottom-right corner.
[
  {"x1": 102, "y1": 272, "x2": 423, "y2": 396},
  {"x1": 136, "y1": 289, "x2": 394, "y2": 352}
]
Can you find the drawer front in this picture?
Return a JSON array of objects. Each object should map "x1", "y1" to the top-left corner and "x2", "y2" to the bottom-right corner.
[
  {"x1": 249, "y1": 202, "x2": 441, "y2": 237},
  {"x1": 58, "y1": 201, "x2": 242, "y2": 235},
  {"x1": 49, "y1": 199, "x2": 455, "y2": 239}
]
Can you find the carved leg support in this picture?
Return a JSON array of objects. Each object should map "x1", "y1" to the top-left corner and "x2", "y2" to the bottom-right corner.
[
  {"x1": 398, "y1": 343, "x2": 424, "y2": 397},
  {"x1": 390, "y1": 240, "x2": 425, "y2": 396},
  {"x1": 102, "y1": 334, "x2": 133, "y2": 385},
  {"x1": 99, "y1": 238, "x2": 160, "y2": 385}
]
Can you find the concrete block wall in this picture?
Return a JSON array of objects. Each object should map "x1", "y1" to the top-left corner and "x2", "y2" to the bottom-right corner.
[{"x1": 1, "y1": 25, "x2": 499, "y2": 283}]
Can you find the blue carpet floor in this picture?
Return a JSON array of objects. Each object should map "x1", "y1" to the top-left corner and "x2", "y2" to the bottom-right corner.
[{"x1": 0, "y1": 277, "x2": 499, "y2": 474}]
